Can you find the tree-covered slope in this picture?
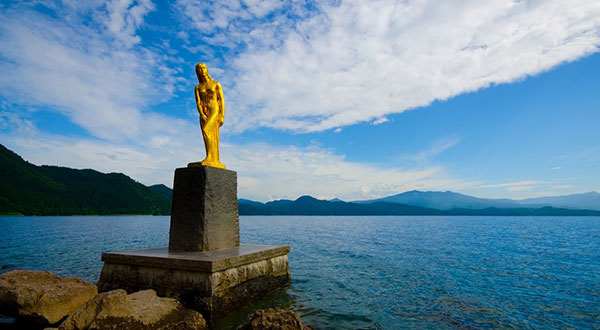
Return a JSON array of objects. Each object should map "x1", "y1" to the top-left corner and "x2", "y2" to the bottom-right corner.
[
  {"x1": 0, "y1": 144, "x2": 171, "y2": 215},
  {"x1": 150, "y1": 184, "x2": 173, "y2": 199}
]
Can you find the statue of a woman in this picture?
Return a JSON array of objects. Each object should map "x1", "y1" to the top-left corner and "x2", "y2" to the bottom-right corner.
[{"x1": 189, "y1": 63, "x2": 226, "y2": 169}]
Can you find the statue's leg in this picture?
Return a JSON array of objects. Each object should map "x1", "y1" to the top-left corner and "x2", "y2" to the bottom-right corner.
[
  {"x1": 212, "y1": 127, "x2": 220, "y2": 163},
  {"x1": 201, "y1": 116, "x2": 216, "y2": 164},
  {"x1": 198, "y1": 113, "x2": 225, "y2": 168},
  {"x1": 202, "y1": 130, "x2": 210, "y2": 161}
]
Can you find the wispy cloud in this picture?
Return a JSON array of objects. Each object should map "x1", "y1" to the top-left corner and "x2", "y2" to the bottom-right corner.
[
  {"x1": 2, "y1": 131, "x2": 475, "y2": 202},
  {"x1": 3, "y1": 1, "x2": 600, "y2": 139},
  {"x1": 480, "y1": 180, "x2": 541, "y2": 189},
  {"x1": 507, "y1": 185, "x2": 534, "y2": 192},
  {"x1": 398, "y1": 136, "x2": 461, "y2": 165},
  {"x1": 224, "y1": 142, "x2": 475, "y2": 201},
  {"x1": 0, "y1": 5, "x2": 181, "y2": 142},
  {"x1": 552, "y1": 185, "x2": 573, "y2": 190},
  {"x1": 176, "y1": 0, "x2": 600, "y2": 133},
  {"x1": 176, "y1": 0, "x2": 285, "y2": 35},
  {"x1": 105, "y1": 0, "x2": 155, "y2": 47},
  {"x1": 555, "y1": 147, "x2": 600, "y2": 163},
  {"x1": 372, "y1": 117, "x2": 388, "y2": 125}
]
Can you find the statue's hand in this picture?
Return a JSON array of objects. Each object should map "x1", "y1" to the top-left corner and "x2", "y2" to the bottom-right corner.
[{"x1": 200, "y1": 108, "x2": 208, "y2": 122}]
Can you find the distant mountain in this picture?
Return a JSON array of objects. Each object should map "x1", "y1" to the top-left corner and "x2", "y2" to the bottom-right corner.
[
  {"x1": 356, "y1": 190, "x2": 518, "y2": 210},
  {"x1": 354, "y1": 190, "x2": 600, "y2": 211},
  {"x1": 238, "y1": 195, "x2": 600, "y2": 216},
  {"x1": 0, "y1": 144, "x2": 171, "y2": 215},
  {"x1": 516, "y1": 192, "x2": 600, "y2": 211},
  {"x1": 239, "y1": 195, "x2": 446, "y2": 215}
]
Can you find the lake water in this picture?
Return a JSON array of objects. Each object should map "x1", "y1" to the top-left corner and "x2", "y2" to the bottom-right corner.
[{"x1": 1, "y1": 216, "x2": 599, "y2": 329}]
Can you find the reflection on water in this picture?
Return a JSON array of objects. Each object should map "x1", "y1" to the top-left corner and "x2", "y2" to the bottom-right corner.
[{"x1": 1, "y1": 216, "x2": 599, "y2": 329}]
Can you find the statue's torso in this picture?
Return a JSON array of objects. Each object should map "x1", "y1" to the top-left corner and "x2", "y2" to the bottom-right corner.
[{"x1": 197, "y1": 81, "x2": 220, "y2": 112}]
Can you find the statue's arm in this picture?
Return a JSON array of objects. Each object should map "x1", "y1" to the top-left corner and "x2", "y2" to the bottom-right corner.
[
  {"x1": 195, "y1": 85, "x2": 207, "y2": 122},
  {"x1": 217, "y1": 82, "x2": 225, "y2": 127}
]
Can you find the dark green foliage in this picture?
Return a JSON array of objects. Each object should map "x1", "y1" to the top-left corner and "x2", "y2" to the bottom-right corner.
[
  {"x1": 150, "y1": 184, "x2": 173, "y2": 199},
  {"x1": 0, "y1": 144, "x2": 171, "y2": 215}
]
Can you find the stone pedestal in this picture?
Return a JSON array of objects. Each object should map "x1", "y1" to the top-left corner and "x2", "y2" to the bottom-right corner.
[
  {"x1": 97, "y1": 165, "x2": 291, "y2": 322},
  {"x1": 97, "y1": 245, "x2": 290, "y2": 321},
  {"x1": 169, "y1": 166, "x2": 239, "y2": 252}
]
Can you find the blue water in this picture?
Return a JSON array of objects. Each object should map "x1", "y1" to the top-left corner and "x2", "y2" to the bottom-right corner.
[{"x1": 1, "y1": 216, "x2": 599, "y2": 329}]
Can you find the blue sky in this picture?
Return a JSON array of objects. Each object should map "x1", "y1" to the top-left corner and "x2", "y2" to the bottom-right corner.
[{"x1": 0, "y1": 0, "x2": 599, "y2": 202}]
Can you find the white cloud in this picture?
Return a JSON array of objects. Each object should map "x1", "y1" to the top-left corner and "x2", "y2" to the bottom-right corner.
[
  {"x1": 2, "y1": 131, "x2": 475, "y2": 202},
  {"x1": 207, "y1": 0, "x2": 600, "y2": 132},
  {"x1": 174, "y1": 0, "x2": 316, "y2": 71},
  {"x1": 5, "y1": 1, "x2": 598, "y2": 141},
  {"x1": 552, "y1": 185, "x2": 573, "y2": 190},
  {"x1": 242, "y1": 0, "x2": 284, "y2": 18},
  {"x1": 398, "y1": 136, "x2": 461, "y2": 165},
  {"x1": 480, "y1": 180, "x2": 540, "y2": 189},
  {"x1": 105, "y1": 0, "x2": 155, "y2": 47},
  {"x1": 507, "y1": 185, "x2": 534, "y2": 192},
  {"x1": 372, "y1": 117, "x2": 388, "y2": 125},
  {"x1": 175, "y1": 0, "x2": 287, "y2": 48},
  {"x1": 0, "y1": 8, "x2": 180, "y2": 142},
  {"x1": 0, "y1": 106, "x2": 37, "y2": 136},
  {"x1": 218, "y1": 142, "x2": 475, "y2": 201}
]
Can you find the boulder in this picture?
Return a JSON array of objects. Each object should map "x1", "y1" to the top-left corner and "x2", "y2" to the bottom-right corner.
[
  {"x1": 0, "y1": 270, "x2": 97, "y2": 325},
  {"x1": 237, "y1": 309, "x2": 314, "y2": 330},
  {"x1": 58, "y1": 289, "x2": 207, "y2": 330}
]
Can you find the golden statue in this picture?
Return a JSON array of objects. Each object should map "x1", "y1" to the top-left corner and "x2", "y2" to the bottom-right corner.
[{"x1": 189, "y1": 63, "x2": 226, "y2": 169}]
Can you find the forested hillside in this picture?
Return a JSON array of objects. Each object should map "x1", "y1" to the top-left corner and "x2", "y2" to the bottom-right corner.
[{"x1": 0, "y1": 144, "x2": 170, "y2": 215}]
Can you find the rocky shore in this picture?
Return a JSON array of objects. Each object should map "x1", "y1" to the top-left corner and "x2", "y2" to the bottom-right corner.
[{"x1": 0, "y1": 270, "x2": 312, "y2": 330}]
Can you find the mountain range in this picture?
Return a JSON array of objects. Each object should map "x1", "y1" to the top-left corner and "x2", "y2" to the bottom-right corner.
[
  {"x1": 238, "y1": 194, "x2": 600, "y2": 216},
  {"x1": 354, "y1": 190, "x2": 600, "y2": 211},
  {"x1": 1, "y1": 144, "x2": 599, "y2": 216}
]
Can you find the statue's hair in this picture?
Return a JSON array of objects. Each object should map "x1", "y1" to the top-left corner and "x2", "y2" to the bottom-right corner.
[{"x1": 195, "y1": 62, "x2": 213, "y2": 81}]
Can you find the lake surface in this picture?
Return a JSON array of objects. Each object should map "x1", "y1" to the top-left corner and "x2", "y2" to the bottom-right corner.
[{"x1": 1, "y1": 216, "x2": 599, "y2": 329}]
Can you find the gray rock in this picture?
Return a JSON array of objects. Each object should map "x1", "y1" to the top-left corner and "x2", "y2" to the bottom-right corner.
[
  {"x1": 237, "y1": 309, "x2": 314, "y2": 330},
  {"x1": 58, "y1": 289, "x2": 207, "y2": 330},
  {"x1": 169, "y1": 166, "x2": 239, "y2": 252},
  {"x1": 0, "y1": 270, "x2": 97, "y2": 326}
]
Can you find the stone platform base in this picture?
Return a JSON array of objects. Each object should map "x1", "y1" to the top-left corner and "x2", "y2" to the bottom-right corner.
[{"x1": 97, "y1": 244, "x2": 290, "y2": 321}]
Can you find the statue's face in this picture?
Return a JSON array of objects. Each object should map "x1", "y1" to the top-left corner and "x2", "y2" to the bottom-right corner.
[{"x1": 196, "y1": 63, "x2": 208, "y2": 78}]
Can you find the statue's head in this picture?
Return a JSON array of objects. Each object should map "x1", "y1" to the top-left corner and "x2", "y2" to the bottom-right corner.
[{"x1": 195, "y1": 63, "x2": 209, "y2": 81}]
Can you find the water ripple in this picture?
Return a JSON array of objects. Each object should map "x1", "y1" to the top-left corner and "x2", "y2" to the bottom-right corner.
[{"x1": 1, "y1": 215, "x2": 599, "y2": 329}]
